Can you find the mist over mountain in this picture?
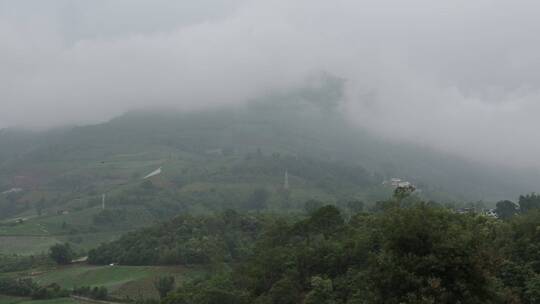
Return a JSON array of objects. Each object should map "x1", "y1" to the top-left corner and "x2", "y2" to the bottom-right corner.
[
  {"x1": 3, "y1": 0, "x2": 540, "y2": 168},
  {"x1": 1, "y1": 79, "x2": 538, "y2": 205},
  {"x1": 4, "y1": 2, "x2": 540, "y2": 303}
]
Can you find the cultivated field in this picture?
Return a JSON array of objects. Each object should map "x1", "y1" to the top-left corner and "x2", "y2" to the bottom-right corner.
[
  {"x1": 32, "y1": 265, "x2": 202, "y2": 299},
  {"x1": 0, "y1": 236, "x2": 59, "y2": 255},
  {"x1": 0, "y1": 296, "x2": 77, "y2": 304}
]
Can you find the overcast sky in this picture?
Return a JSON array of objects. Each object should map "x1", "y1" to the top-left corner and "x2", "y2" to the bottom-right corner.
[{"x1": 1, "y1": 0, "x2": 540, "y2": 167}]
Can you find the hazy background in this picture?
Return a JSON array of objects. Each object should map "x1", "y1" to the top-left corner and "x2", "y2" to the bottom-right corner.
[{"x1": 1, "y1": 0, "x2": 540, "y2": 167}]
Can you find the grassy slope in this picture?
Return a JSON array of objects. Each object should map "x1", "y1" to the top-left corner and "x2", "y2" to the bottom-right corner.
[
  {"x1": 0, "y1": 207, "x2": 139, "y2": 255},
  {"x1": 2, "y1": 106, "x2": 533, "y2": 211},
  {"x1": 0, "y1": 236, "x2": 59, "y2": 255},
  {"x1": 34, "y1": 266, "x2": 157, "y2": 289},
  {"x1": 0, "y1": 296, "x2": 77, "y2": 304},
  {"x1": 1, "y1": 264, "x2": 203, "y2": 302},
  {"x1": 32, "y1": 265, "x2": 202, "y2": 299},
  {"x1": 0, "y1": 101, "x2": 538, "y2": 255},
  {"x1": 0, "y1": 295, "x2": 28, "y2": 304},
  {"x1": 0, "y1": 145, "x2": 386, "y2": 255}
]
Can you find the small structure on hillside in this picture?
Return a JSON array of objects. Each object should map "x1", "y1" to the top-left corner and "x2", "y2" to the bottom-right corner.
[
  {"x1": 383, "y1": 178, "x2": 415, "y2": 189},
  {"x1": 397, "y1": 181, "x2": 412, "y2": 188},
  {"x1": 143, "y1": 167, "x2": 162, "y2": 179},
  {"x1": 454, "y1": 208, "x2": 499, "y2": 219},
  {"x1": 1, "y1": 188, "x2": 23, "y2": 194},
  {"x1": 484, "y1": 209, "x2": 498, "y2": 218},
  {"x1": 72, "y1": 256, "x2": 88, "y2": 264}
]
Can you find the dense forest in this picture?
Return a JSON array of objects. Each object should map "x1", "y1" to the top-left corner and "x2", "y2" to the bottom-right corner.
[
  {"x1": 88, "y1": 211, "x2": 270, "y2": 265},
  {"x1": 2, "y1": 86, "x2": 539, "y2": 220},
  {"x1": 1, "y1": 81, "x2": 539, "y2": 304},
  {"x1": 85, "y1": 192, "x2": 540, "y2": 304}
]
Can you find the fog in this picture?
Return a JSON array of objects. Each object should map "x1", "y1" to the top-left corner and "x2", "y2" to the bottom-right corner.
[{"x1": 2, "y1": 0, "x2": 540, "y2": 167}]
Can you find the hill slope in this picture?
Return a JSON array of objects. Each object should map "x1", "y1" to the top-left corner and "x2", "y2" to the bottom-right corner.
[{"x1": 0, "y1": 85, "x2": 538, "y2": 254}]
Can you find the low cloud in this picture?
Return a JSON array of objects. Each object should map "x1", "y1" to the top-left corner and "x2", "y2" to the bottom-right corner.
[{"x1": 1, "y1": 0, "x2": 540, "y2": 167}]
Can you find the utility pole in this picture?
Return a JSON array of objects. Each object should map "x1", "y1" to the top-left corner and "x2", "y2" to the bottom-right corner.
[
  {"x1": 284, "y1": 170, "x2": 289, "y2": 190},
  {"x1": 102, "y1": 193, "x2": 106, "y2": 210}
]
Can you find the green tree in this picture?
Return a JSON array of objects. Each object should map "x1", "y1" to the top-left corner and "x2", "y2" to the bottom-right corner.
[
  {"x1": 91, "y1": 286, "x2": 108, "y2": 300},
  {"x1": 525, "y1": 276, "x2": 540, "y2": 304},
  {"x1": 518, "y1": 193, "x2": 540, "y2": 213},
  {"x1": 154, "y1": 276, "x2": 175, "y2": 299},
  {"x1": 366, "y1": 205, "x2": 500, "y2": 303},
  {"x1": 393, "y1": 185, "x2": 415, "y2": 202},
  {"x1": 347, "y1": 200, "x2": 364, "y2": 214},
  {"x1": 495, "y1": 200, "x2": 518, "y2": 220},
  {"x1": 304, "y1": 199, "x2": 324, "y2": 215},
  {"x1": 306, "y1": 205, "x2": 343, "y2": 236},
  {"x1": 304, "y1": 276, "x2": 335, "y2": 304},
  {"x1": 267, "y1": 276, "x2": 301, "y2": 304},
  {"x1": 48, "y1": 243, "x2": 74, "y2": 265},
  {"x1": 507, "y1": 211, "x2": 540, "y2": 273},
  {"x1": 194, "y1": 289, "x2": 243, "y2": 304}
]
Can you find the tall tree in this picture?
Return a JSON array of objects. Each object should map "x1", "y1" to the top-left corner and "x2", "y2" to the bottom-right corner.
[
  {"x1": 304, "y1": 199, "x2": 324, "y2": 215},
  {"x1": 495, "y1": 200, "x2": 518, "y2": 219},
  {"x1": 154, "y1": 276, "x2": 175, "y2": 299},
  {"x1": 365, "y1": 205, "x2": 500, "y2": 303},
  {"x1": 49, "y1": 243, "x2": 74, "y2": 265},
  {"x1": 518, "y1": 193, "x2": 540, "y2": 213}
]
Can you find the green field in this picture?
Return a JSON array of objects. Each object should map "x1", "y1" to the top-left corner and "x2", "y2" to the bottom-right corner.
[
  {"x1": 0, "y1": 264, "x2": 201, "y2": 303},
  {"x1": 0, "y1": 295, "x2": 27, "y2": 304},
  {"x1": 0, "y1": 296, "x2": 78, "y2": 304},
  {"x1": 18, "y1": 299, "x2": 77, "y2": 304},
  {"x1": 0, "y1": 231, "x2": 128, "y2": 256},
  {"x1": 31, "y1": 265, "x2": 203, "y2": 299},
  {"x1": 0, "y1": 236, "x2": 60, "y2": 255},
  {"x1": 0, "y1": 206, "x2": 141, "y2": 256}
]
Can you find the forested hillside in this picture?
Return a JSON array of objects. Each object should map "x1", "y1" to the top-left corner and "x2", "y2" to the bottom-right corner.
[
  {"x1": 1, "y1": 91, "x2": 537, "y2": 218},
  {"x1": 0, "y1": 81, "x2": 539, "y2": 257},
  {"x1": 84, "y1": 193, "x2": 540, "y2": 304},
  {"x1": 88, "y1": 211, "x2": 271, "y2": 266}
]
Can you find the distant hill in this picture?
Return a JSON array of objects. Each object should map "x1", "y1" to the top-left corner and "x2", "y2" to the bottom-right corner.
[
  {"x1": 1, "y1": 105, "x2": 536, "y2": 204},
  {"x1": 0, "y1": 81, "x2": 539, "y2": 254}
]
